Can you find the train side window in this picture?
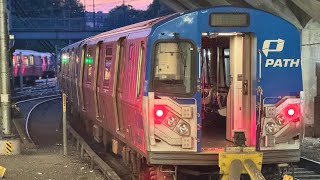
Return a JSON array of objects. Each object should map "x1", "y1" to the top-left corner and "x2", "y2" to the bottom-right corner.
[
  {"x1": 136, "y1": 41, "x2": 145, "y2": 98},
  {"x1": 65, "y1": 51, "x2": 70, "y2": 77},
  {"x1": 13, "y1": 56, "x2": 16, "y2": 66},
  {"x1": 59, "y1": 52, "x2": 64, "y2": 73},
  {"x1": 29, "y1": 56, "x2": 34, "y2": 65},
  {"x1": 23, "y1": 56, "x2": 29, "y2": 66},
  {"x1": 68, "y1": 51, "x2": 72, "y2": 77},
  {"x1": 71, "y1": 49, "x2": 75, "y2": 78},
  {"x1": 85, "y1": 47, "x2": 94, "y2": 83},
  {"x1": 75, "y1": 50, "x2": 79, "y2": 77},
  {"x1": 224, "y1": 49, "x2": 231, "y2": 87},
  {"x1": 103, "y1": 46, "x2": 112, "y2": 88}
]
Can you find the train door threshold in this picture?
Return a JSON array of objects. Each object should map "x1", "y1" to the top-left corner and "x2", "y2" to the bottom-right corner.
[{"x1": 218, "y1": 147, "x2": 266, "y2": 180}]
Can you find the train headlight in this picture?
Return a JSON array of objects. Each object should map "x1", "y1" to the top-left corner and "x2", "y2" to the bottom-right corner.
[
  {"x1": 176, "y1": 122, "x2": 190, "y2": 136},
  {"x1": 265, "y1": 122, "x2": 277, "y2": 134},
  {"x1": 275, "y1": 114, "x2": 286, "y2": 126}
]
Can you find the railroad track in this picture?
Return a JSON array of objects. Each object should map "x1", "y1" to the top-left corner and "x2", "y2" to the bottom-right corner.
[
  {"x1": 67, "y1": 120, "x2": 132, "y2": 180},
  {"x1": 12, "y1": 86, "x2": 60, "y2": 101},
  {"x1": 13, "y1": 94, "x2": 62, "y2": 146},
  {"x1": 17, "y1": 94, "x2": 129, "y2": 179},
  {"x1": 12, "y1": 79, "x2": 59, "y2": 101},
  {"x1": 67, "y1": 124, "x2": 124, "y2": 180},
  {"x1": 294, "y1": 157, "x2": 320, "y2": 180}
]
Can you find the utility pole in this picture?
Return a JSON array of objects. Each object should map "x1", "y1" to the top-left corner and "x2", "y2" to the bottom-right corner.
[
  {"x1": 0, "y1": 0, "x2": 21, "y2": 155},
  {"x1": 84, "y1": 0, "x2": 86, "y2": 30},
  {"x1": 93, "y1": 0, "x2": 95, "y2": 28},
  {"x1": 19, "y1": 52, "x2": 22, "y2": 92},
  {"x1": 0, "y1": 0, "x2": 11, "y2": 135},
  {"x1": 123, "y1": 0, "x2": 126, "y2": 27},
  {"x1": 68, "y1": 6, "x2": 71, "y2": 45}
]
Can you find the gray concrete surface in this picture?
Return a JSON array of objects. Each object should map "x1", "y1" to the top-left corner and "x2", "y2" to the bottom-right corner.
[
  {"x1": 0, "y1": 145, "x2": 104, "y2": 180},
  {"x1": 302, "y1": 19, "x2": 320, "y2": 135},
  {"x1": 0, "y1": 98, "x2": 104, "y2": 180}
]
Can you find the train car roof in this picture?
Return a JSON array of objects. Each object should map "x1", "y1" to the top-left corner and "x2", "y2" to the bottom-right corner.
[
  {"x1": 62, "y1": 16, "x2": 171, "y2": 51},
  {"x1": 91, "y1": 16, "x2": 168, "y2": 39},
  {"x1": 61, "y1": 40, "x2": 84, "y2": 52},
  {"x1": 13, "y1": 49, "x2": 52, "y2": 57}
]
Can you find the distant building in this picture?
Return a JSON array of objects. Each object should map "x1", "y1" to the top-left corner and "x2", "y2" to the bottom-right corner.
[{"x1": 85, "y1": 11, "x2": 108, "y2": 28}]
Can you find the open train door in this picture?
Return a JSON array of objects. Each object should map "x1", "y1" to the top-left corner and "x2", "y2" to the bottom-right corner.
[{"x1": 226, "y1": 34, "x2": 256, "y2": 146}]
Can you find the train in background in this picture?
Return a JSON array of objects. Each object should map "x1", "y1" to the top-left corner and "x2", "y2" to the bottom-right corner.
[
  {"x1": 13, "y1": 49, "x2": 56, "y2": 85},
  {"x1": 59, "y1": 6, "x2": 303, "y2": 179}
]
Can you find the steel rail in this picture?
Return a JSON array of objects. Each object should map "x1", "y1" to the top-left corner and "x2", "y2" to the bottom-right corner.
[
  {"x1": 12, "y1": 91, "x2": 60, "y2": 100},
  {"x1": 67, "y1": 123, "x2": 121, "y2": 180},
  {"x1": 294, "y1": 157, "x2": 320, "y2": 180},
  {"x1": 25, "y1": 97, "x2": 61, "y2": 142},
  {"x1": 15, "y1": 94, "x2": 61, "y2": 105}
]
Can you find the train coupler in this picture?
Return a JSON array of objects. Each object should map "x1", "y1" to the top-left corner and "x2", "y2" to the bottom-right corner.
[{"x1": 219, "y1": 147, "x2": 265, "y2": 180}]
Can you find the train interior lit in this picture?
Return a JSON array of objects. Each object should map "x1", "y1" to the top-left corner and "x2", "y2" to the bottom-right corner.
[{"x1": 201, "y1": 33, "x2": 255, "y2": 150}]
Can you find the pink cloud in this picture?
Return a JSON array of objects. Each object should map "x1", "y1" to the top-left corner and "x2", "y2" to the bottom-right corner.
[{"x1": 80, "y1": 0, "x2": 153, "y2": 13}]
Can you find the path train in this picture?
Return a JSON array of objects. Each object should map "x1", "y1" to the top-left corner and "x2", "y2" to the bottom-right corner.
[{"x1": 59, "y1": 6, "x2": 303, "y2": 179}]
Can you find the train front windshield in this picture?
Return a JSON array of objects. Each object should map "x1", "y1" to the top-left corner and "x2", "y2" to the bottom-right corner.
[{"x1": 152, "y1": 41, "x2": 196, "y2": 95}]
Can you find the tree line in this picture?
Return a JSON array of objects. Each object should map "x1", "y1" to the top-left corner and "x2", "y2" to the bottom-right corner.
[
  {"x1": 103, "y1": 0, "x2": 174, "y2": 30},
  {"x1": 11, "y1": 0, "x2": 85, "y2": 18},
  {"x1": 10, "y1": 0, "x2": 174, "y2": 52}
]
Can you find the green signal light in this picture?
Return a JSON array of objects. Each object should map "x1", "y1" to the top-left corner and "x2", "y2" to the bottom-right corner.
[
  {"x1": 62, "y1": 58, "x2": 68, "y2": 64},
  {"x1": 85, "y1": 57, "x2": 93, "y2": 64}
]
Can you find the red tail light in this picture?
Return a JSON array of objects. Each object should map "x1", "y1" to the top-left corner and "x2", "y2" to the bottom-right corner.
[
  {"x1": 156, "y1": 109, "x2": 164, "y2": 118},
  {"x1": 154, "y1": 106, "x2": 167, "y2": 124},
  {"x1": 287, "y1": 108, "x2": 295, "y2": 116},
  {"x1": 283, "y1": 104, "x2": 300, "y2": 122}
]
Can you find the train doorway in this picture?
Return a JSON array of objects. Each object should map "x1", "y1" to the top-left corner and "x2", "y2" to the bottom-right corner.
[
  {"x1": 200, "y1": 33, "x2": 255, "y2": 150},
  {"x1": 115, "y1": 37, "x2": 126, "y2": 133}
]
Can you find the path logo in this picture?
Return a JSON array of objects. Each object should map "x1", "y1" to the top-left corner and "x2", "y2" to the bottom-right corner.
[
  {"x1": 262, "y1": 38, "x2": 300, "y2": 68},
  {"x1": 262, "y1": 38, "x2": 284, "y2": 57}
]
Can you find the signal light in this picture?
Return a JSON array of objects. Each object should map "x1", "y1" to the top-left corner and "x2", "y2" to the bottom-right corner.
[
  {"x1": 283, "y1": 104, "x2": 300, "y2": 122},
  {"x1": 156, "y1": 109, "x2": 164, "y2": 118},
  {"x1": 287, "y1": 109, "x2": 295, "y2": 116},
  {"x1": 62, "y1": 58, "x2": 68, "y2": 64},
  {"x1": 85, "y1": 57, "x2": 93, "y2": 64},
  {"x1": 154, "y1": 106, "x2": 167, "y2": 124}
]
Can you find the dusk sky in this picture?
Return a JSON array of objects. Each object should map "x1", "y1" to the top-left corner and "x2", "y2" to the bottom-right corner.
[{"x1": 80, "y1": 0, "x2": 153, "y2": 13}]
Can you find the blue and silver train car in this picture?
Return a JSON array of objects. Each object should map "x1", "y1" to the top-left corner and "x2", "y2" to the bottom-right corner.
[
  {"x1": 60, "y1": 6, "x2": 302, "y2": 179},
  {"x1": 144, "y1": 5, "x2": 302, "y2": 174}
]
